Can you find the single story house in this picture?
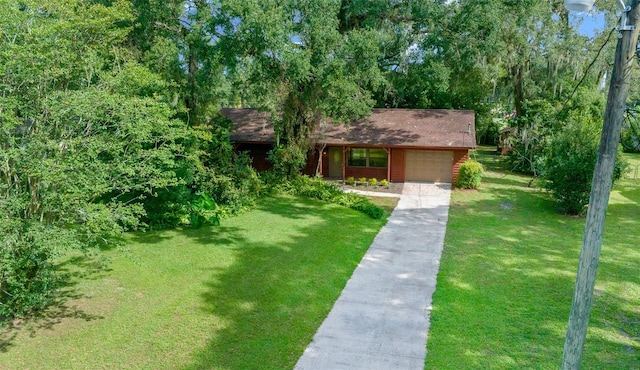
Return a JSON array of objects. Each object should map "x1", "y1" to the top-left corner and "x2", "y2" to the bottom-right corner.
[{"x1": 221, "y1": 108, "x2": 476, "y2": 184}]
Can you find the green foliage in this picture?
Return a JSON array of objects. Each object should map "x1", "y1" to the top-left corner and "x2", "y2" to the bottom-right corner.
[
  {"x1": 456, "y1": 160, "x2": 484, "y2": 189},
  {"x1": 368, "y1": 178, "x2": 378, "y2": 187},
  {"x1": 621, "y1": 105, "x2": 640, "y2": 153},
  {"x1": 142, "y1": 127, "x2": 261, "y2": 229},
  {"x1": 277, "y1": 175, "x2": 385, "y2": 219},
  {"x1": 214, "y1": 0, "x2": 420, "y2": 174},
  {"x1": 193, "y1": 116, "x2": 262, "y2": 217},
  {"x1": 189, "y1": 192, "x2": 220, "y2": 228},
  {"x1": 0, "y1": 221, "x2": 76, "y2": 321},
  {"x1": 621, "y1": 126, "x2": 640, "y2": 153},
  {"x1": 542, "y1": 121, "x2": 626, "y2": 215},
  {"x1": 504, "y1": 100, "x2": 557, "y2": 175},
  {"x1": 346, "y1": 176, "x2": 356, "y2": 186},
  {"x1": 0, "y1": 0, "x2": 251, "y2": 322},
  {"x1": 268, "y1": 144, "x2": 309, "y2": 179},
  {"x1": 0, "y1": 0, "x2": 619, "y2": 326},
  {"x1": 476, "y1": 113, "x2": 504, "y2": 146},
  {"x1": 358, "y1": 177, "x2": 368, "y2": 186},
  {"x1": 379, "y1": 179, "x2": 389, "y2": 188},
  {"x1": 335, "y1": 193, "x2": 385, "y2": 219}
]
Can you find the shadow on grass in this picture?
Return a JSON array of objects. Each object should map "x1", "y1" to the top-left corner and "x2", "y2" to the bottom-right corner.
[
  {"x1": 182, "y1": 196, "x2": 384, "y2": 369},
  {"x1": 426, "y1": 172, "x2": 640, "y2": 368},
  {"x1": 129, "y1": 225, "x2": 247, "y2": 248},
  {"x1": 0, "y1": 255, "x2": 106, "y2": 353}
]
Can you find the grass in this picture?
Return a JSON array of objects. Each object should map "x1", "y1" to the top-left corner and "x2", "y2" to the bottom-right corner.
[
  {"x1": 624, "y1": 151, "x2": 640, "y2": 180},
  {"x1": 0, "y1": 195, "x2": 390, "y2": 369},
  {"x1": 4, "y1": 148, "x2": 636, "y2": 369},
  {"x1": 425, "y1": 151, "x2": 640, "y2": 369},
  {"x1": 365, "y1": 195, "x2": 399, "y2": 213}
]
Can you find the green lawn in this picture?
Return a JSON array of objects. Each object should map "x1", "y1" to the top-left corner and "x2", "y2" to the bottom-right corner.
[
  {"x1": 425, "y1": 153, "x2": 640, "y2": 369},
  {"x1": 0, "y1": 195, "x2": 390, "y2": 369},
  {"x1": 3, "y1": 153, "x2": 638, "y2": 369}
]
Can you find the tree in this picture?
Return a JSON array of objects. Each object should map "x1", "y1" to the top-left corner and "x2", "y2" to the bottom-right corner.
[
  {"x1": 211, "y1": 0, "x2": 428, "y2": 176},
  {"x1": 0, "y1": 0, "x2": 196, "y2": 321},
  {"x1": 398, "y1": 0, "x2": 613, "y2": 150},
  {"x1": 129, "y1": 0, "x2": 231, "y2": 127},
  {"x1": 540, "y1": 89, "x2": 627, "y2": 215}
]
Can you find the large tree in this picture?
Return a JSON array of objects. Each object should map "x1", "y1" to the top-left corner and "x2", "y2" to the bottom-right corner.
[
  {"x1": 210, "y1": 0, "x2": 429, "y2": 176},
  {"x1": 129, "y1": 0, "x2": 232, "y2": 127},
  {"x1": 0, "y1": 0, "x2": 197, "y2": 320}
]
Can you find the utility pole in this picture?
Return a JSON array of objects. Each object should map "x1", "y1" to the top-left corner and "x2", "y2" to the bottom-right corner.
[{"x1": 562, "y1": 1, "x2": 640, "y2": 368}]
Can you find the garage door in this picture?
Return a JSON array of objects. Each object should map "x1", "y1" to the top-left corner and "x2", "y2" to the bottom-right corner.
[{"x1": 405, "y1": 150, "x2": 453, "y2": 182}]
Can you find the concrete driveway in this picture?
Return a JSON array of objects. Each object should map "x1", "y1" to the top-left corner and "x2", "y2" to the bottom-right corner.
[{"x1": 294, "y1": 182, "x2": 451, "y2": 370}]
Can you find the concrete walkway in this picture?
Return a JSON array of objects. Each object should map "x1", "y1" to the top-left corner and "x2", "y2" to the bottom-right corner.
[{"x1": 294, "y1": 182, "x2": 452, "y2": 370}]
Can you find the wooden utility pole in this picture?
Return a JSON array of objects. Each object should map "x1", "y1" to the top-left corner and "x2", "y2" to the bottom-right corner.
[{"x1": 562, "y1": 1, "x2": 640, "y2": 368}]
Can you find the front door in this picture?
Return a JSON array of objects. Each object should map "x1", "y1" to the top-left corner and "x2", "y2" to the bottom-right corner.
[{"x1": 328, "y1": 147, "x2": 343, "y2": 178}]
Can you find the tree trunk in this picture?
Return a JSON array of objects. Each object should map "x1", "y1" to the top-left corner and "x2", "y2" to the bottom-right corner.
[{"x1": 512, "y1": 64, "x2": 525, "y2": 117}]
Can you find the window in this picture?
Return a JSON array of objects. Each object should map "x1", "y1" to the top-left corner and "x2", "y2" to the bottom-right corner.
[
  {"x1": 347, "y1": 148, "x2": 388, "y2": 168},
  {"x1": 348, "y1": 148, "x2": 367, "y2": 166},
  {"x1": 368, "y1": 148, "x2": 388, "y2": 167}
]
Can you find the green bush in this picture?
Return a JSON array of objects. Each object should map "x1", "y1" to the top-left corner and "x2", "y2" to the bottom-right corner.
[
  {"x1": 358, "y1": 177, "x2": 367, "y2": 186},
  {"x1": 277, "y1": 175, "x2": 386, "y2": 219},
  {"x1": 542, "y1": 122, "x2": 627, "y2": 215},
  {"x1": 346, "y1": 176, "x2": 355, "y2": 186},
  {"x1": 621, "y1": 124, "x2": 640, "y2": 153},
  {"x1": 268, "y1": 144, "x2": 308, "y2": 179},
  {"x1": 456, "y1": 160, "x2": 484, "y2": 189},
  {"x1": 335, "y1": 193, "x2": 385, "y2": 219},
  {"x1": 0, "y1": 218, "x2": 85, "y2": 321},
  {"x1": 188, "y1": 192, "x2": 220, "y2": 228},
  {"x1": 368, "y1": 178, "x2": 378, "y2": 187},
  {"x1": 380, "y1": 179, "x2": 389, "y2": 188}
]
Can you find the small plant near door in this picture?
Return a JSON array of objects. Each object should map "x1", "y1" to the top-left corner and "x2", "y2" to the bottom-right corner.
[
  {"x1": 359, "y1": 177, "x2": 367, "y2": 186},
  {"x1": 346, "y1": 176, "x2": 355, "y2": 186},
  {"x1": 379, "y1": 179, "x2": 389, "y2": 189},
  {"x1": 368, "y1": 178, "x2": 378, "y2": 187}
]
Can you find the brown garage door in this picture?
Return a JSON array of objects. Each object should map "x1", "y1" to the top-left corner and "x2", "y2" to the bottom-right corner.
[{"x1": 405, "y1": 150, "x2": 453, "y2": 182}]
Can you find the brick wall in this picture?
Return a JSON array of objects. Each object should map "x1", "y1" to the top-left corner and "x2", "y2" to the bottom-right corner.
[
  {"x1": 452, "y1": 150, "x2": 470, "y2": 186},
  {"x1": 390, "y1": 148, "x2": 405, "y2": 182}
]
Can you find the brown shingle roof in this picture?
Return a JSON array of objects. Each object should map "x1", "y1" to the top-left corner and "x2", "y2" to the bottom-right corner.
[{"x1": 221, "y1": 107, "x2": 476, "y2": 149}]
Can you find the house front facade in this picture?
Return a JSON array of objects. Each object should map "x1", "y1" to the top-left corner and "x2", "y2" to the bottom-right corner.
[{"x1": 221, "y1": 108, "x2": 476, "y2": 184}]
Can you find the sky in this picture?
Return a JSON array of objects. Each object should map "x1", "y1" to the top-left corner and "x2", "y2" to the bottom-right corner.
[{"x1": 571, "y1": 10, "x2": 608, "y2": 37}]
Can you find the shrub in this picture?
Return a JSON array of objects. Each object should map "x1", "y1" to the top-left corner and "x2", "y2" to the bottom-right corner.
[
  {"x1": 335, "y1": 193, "x2": 385, "y2": 219},
  {"x1": 188, "y1": 192, "x2": 220, "y2": 228},
  {"x1": 368, "y1": 178, "x2": 378, "y2": 187},
  {"x1": 358, "y1": 177, "x2": 368, "y2": 186},
  {"x1": 621, "y1": 123, "x2": 640, "y2": 153},
  {"x1": 542, "y1": 122, "x2": 627, "y2": 215},
  {"x1": 278, "y1": 175, "x2": 386, "y2": 219},
  {"x1": 268, "y1": 144, "x2": 308, "y2": 179},
  {"x1": 346, "y1": 176, "x2": 355, "y2": 186},
  {"x1": 456, "y1": 160, "x2": 484, "y2": 189},
  {"x1": 379, "y1": 179, "x2": 389, "y2": 188}
]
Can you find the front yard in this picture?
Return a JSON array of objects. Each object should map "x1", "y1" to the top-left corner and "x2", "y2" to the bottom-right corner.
[
  {"x1": 0, "y1": 195, "x2": 391, "y2": 369},
  {"x1": 425, "y1": 152, "x2": 640, "y2": 368},
  {"x1": 1, "y1": 152, "x2": 638, "y2": 369}
]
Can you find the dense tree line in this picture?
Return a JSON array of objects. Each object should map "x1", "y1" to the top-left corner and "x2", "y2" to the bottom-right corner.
[
  {"x1": 0, "y1": 0, "x2": 634, "y2": 321},
  {"x1": 0, "y1": 0, "x2": 259, "y2": 321}
]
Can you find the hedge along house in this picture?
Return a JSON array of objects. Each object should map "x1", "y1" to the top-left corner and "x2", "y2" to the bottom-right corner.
[{"x1": 221, "y1": 108, "x2": 476, "y2": 184}]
